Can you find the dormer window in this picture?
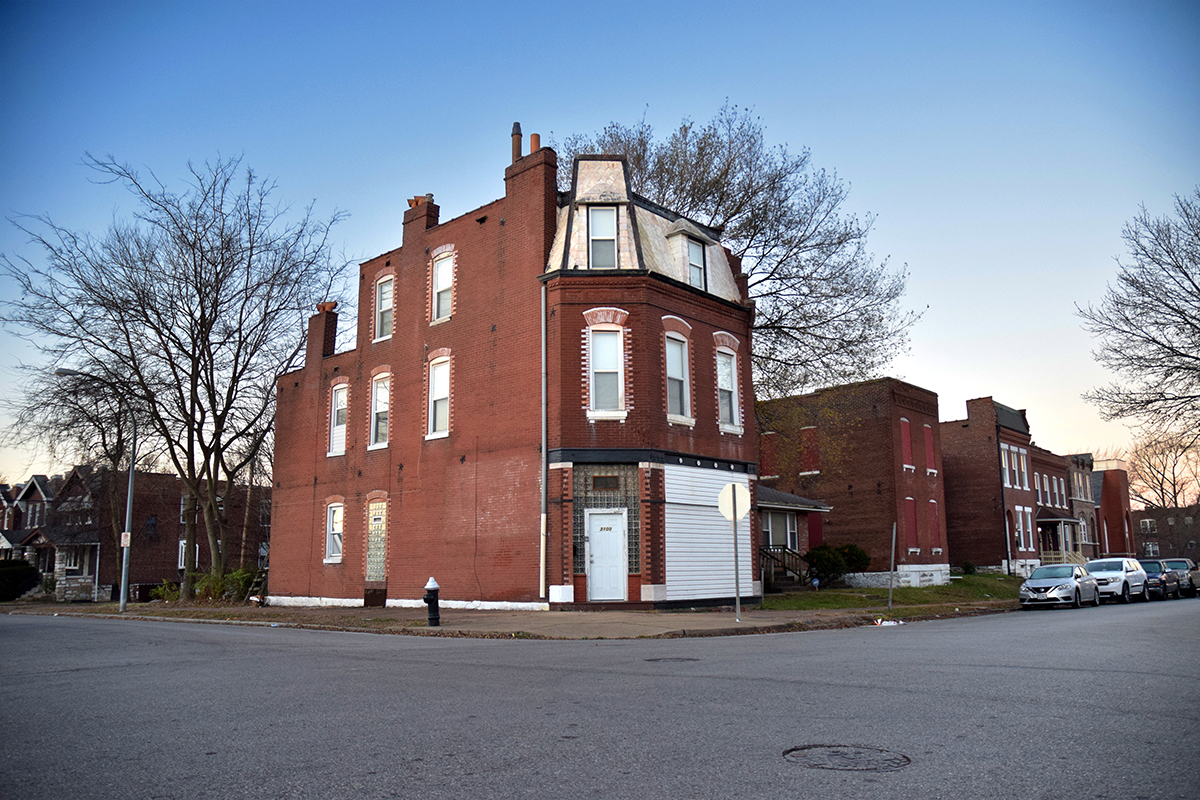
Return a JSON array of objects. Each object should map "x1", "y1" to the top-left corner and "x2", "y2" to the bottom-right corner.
[
  {"x1": 688, "y1": 239, "x2": 705, "y2": 288},
  {"x1": 588, "y1": 207, "x2": 617, "y2": 269}
]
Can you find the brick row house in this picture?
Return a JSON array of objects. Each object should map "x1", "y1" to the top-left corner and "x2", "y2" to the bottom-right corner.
[
  {"x1": 269, "y1": 130, "x2": 760, "y2": 609},
  {"x1": 758, "y1": 378, "x2": 950, "y2": 587},
  {"x1": 1, "y1": 466, "x2": 270, "y2": 601},
  {"x1": 1135, "y1": 505, "x2": 1199, "y2": 559},
  {"x1": 1090, "y1": 459, "x2": 1136, "y2": 557}
]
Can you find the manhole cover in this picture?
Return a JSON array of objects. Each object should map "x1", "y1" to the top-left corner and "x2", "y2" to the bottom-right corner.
[
  {"x1": 644, "y1": 657, "x2": 700, "y2": 662},
  {"x1": 783, "y1": 745, "x2": 911, "y2": 772}
]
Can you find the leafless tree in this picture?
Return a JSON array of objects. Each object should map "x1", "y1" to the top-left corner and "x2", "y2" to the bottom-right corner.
[
  {"x1": 1, "y1": 358, "x2": 160, "y2": 554},
  {"x1": 1127, "y1": 430, "x2": 1200, "y2": 510},
  {"x1": 1080, "y1": 187, "x2": 1200, "y2": 433},
  {"x1": 1, "y1": 155, "x2": 348, "y2": 597},
  {"x1": 554, "y1": 104, "x2": 921, "y2": 397}
]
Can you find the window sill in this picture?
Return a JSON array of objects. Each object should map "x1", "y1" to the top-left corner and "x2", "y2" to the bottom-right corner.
[
  {"x1": 367, "y1": 442, "x2": 388, "y2": 451},
  {"x1": 430, "y1": 316, "x2": 451, "y2": 326},
  {"x1": 719, "y1": 423, "x2": 744, "y2": 436},
  {"x1": 903, "y1": 464, "x2": 916, "y2": 473},
  {"x1": 323, "y1": 557, "x2": 343, "y2": 565},
  {"x1": 588, "y1": 410, "x2": 628, "y2": 422},
  {"x1": 796, "y1": 470, "x2": 821, "y2": 476},
  {"x1": 372, "y1": 335, "x2": 392, "y2": 344},
  {"x1": 327, "y1": 450, "x2": 345, "y2": 458},
  {"x1": 667, "y1": 414, "x2": 695, "y2": 427},
  {"x1": 926, "y1": 469, "x2": 938, "y2": 476},
  {"x1": 932, "y1": 547, "x2": 943, "y2": 555},
  {"x1": 907, "y1": 548, "x2": 921, "y2": 554},
  {"x1": 425, "y1": 430, "x2": 449, "y2": 441}
]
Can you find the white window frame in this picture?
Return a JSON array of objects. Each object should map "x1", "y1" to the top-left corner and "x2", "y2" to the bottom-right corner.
[
  {"x1": 1024, "y1": 507, "x2": 1034, "y2": 550},
  {"x1": 1019, "y1": 449, "x2": 1029, "y2": 489},
  {"x1": 665, "y1": 333, "x2": 693, "y2": 426},
  {"x1": 432, "y1": 254, "x2": 453, "y2": 322},
  {"x1": 324, "y1": 503, "x2": 343, "y2": 564},
  {"x1": 716, "y1": 348, "x2": 742, "y2": 434},
  {"x1": 1000, "y1": 445, "x2": 1011, "y2": 487},
  {"x1": 1035, "y1": 472, "x2": 1042, "y2": 503},
  {"x1": 328, "y1": 384, "x2": 348, "y2": 456},
  {"x1": 369, "y1": 374, "x2": 390, "y2": 449},
  {"x1": 427, "y1": 358, "x2": 450, "y2": 439},
  {"x1": 1014, "y1": 508, "x2": 1025, "y2": 551},
  {"x1": 374, "y1": 276, "x2": 393, "y2": 342},
  {"x1": 177, "y1": 539, "x2": 199, "y2": 570},
  {"x1": 588, "y1": 207, "x2": 617, "y2": 269},
  {"x1": 587, "y1": 326, "x2": 626, "y2": 421},
  {"x1": 687, "y1": 238, "x2": 705, "y2": 289}
]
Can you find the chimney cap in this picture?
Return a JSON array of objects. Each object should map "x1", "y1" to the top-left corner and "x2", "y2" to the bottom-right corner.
[
  {"x1": 512, "y1": 122, "x2": 522, "y2": 136},
  {"x1": 316, "y1": 301, "x2": 337, "y2": 313}
]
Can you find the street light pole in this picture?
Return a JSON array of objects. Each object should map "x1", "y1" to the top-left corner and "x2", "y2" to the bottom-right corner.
[{"x1": 55, "y1": 368, "x2": 136, "y2": 612}]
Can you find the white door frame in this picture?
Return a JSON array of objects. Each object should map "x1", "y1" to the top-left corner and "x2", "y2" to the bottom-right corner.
[{"x1": 585, "y1": 508, "x2": 627, "y2": 601}]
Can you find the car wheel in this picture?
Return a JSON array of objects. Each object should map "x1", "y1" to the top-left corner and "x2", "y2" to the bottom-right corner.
[
  {"x1": 1091, "y1": 588, "x2": 1101, "y2": 607},
  {"x1": 1141, "y1": 584, "x2": 1151, "y2": 602},
  {"x1": 1120, "y1": 583, "x2": 1130, "y2": 604},
  {"x1": 1072, "y1": 589, "x2": 1081, "y2": 608}
]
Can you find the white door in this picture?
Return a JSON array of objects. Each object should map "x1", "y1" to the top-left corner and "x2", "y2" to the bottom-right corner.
[{"x1": 587, "y1": 510, "x2": 626, "y2": 601}]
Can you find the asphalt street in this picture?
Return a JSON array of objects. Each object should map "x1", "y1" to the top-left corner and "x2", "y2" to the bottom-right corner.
[{"x1": 2, "y1": 599, "x2": 1196, "y2": 799}]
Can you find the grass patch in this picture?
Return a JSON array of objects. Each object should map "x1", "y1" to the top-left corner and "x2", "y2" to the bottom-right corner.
[{"x1": 761, "y1": 574, "x2": 1022, "y2": 611}]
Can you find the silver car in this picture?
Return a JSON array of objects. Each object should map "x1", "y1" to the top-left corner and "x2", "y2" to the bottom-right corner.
[
  {"x1": 1085, "y1": 558, "x2": 1149, "y2": 603},
  {"x1": 1019, "y1": 564, "x2": 1101, "y2": 609}
]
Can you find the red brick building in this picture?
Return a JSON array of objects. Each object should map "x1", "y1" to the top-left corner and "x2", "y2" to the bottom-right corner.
[
  {"x1": 758, "y1": 378, "x2": 949, "y2": 587},
  {"x1": 941, "y1": 398, "x2": 1043, "y2": 575},
  {"x1": 1091, "y1": 459, "x2": 1135, "y2": 557},
  {"x1": 2, "y1": 466, "x2": 268, "y2": 601},
  {"x1": 269, "y1": 129, "x2": 759, "y2": 609}
]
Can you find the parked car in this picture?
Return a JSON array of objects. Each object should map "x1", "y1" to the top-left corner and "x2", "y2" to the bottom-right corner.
[
  {"x1": 1019, "y1": 564, "x2": 1101, "y2": 609},
  {"x1": 1162, "y1": 558, "x2": 1198, "y2": 598},
  {"x1": 1139, "y1": 559, "x2": 1182, "y2": 600},
  {"x1": 1085, "y1": 558, "x2": 1149, "y2": 603}
]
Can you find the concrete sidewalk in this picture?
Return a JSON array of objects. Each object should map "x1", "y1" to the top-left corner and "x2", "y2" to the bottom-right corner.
[{"x1": 5, "y1": 601, "x2": 1017, "y2": 638}]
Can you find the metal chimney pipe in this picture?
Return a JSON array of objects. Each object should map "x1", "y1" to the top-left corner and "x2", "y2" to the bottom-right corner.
[
  {"x1": 530, "y1": 133, "x2": 540, "y2": 152},
  {"x1": 511, "y1": 122, "x2": 522, "y2": 164}
]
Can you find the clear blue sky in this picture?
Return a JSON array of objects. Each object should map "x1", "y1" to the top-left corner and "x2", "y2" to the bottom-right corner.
[{"x1": 2, "y1": 0, "x2": 1197, "y2": 481}]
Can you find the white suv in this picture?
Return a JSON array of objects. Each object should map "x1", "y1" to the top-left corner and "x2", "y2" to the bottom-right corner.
[{"x1": 1085, "y1": 558, "x2": 1149, "y2": 603}]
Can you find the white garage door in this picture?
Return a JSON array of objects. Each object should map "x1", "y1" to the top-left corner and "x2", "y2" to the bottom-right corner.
[{"x1": 663, "y1": 464, "x2": 753, "y2": 601}]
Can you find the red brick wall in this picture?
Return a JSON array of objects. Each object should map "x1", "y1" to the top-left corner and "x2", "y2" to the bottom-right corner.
[{"x1": 758, "y1": 379, "x2": 946, "y2": 569}]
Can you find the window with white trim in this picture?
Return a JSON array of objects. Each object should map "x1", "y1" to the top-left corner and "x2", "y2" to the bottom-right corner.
[
  {"x1": 1014, "y1": 508, "x2": 1025, "y2": 550},
  {"x1": 717, "y1": 349, "x2": 740, "y2": 432},
  {"x1": 1024, "y1": 507, "x2": 1034, "y2": 550},
  {"x1": 1035, "y1": 472, "x2": 1042, "y2": 503},
  {"x1": 687, "y1": 238, "x2": 705, "y2": 288},
  {"x1": 177, "y1": 539, "x2": 198, "y2": 570},
  {"x1": 1019, "y1": 449, "x2": 1029, "y2": 489},
  {"x1": 588, "y1": 207, "x2": 617, "y2": 269},
  {"x1": 428, "y1": 358, "x2": 450, "y2": 437},
  {"x1": 590, "y1": 328, "x2": 623, "y2": 413},
  {"x1": 432, "y1": 254, "x2": 453, "y2": 321},
  {"x1": 329, "y1": 384, "x2": 348, "y2": 456},
  {"x1": 375, "y1": 277, "x2": 393, "y2": 341},
  {"x1": 369, "y1": 375, "x2": 389, "y2": 448},
  {"x1": 325, "y1": 503, "x2": 343, "y2": 563},
  {"x1": 1001, "y1": 445, "x2": 1011, "y2": 487},
  {"x1": 665, "y1": 334, "x2": 690, "y2": 421}
]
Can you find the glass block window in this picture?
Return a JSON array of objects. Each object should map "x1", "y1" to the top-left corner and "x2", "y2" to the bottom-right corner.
[{"x1": 572, "y1": 463, "x2": 640, "y2": 575}]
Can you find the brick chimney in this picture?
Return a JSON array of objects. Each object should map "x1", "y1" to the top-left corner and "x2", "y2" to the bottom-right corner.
[
  {"x1": 403, "y1": 193, "x2": 439, "y2": 231},
  {"x1": 307, "y1": 301, "x2": 338, "y2": 365}
]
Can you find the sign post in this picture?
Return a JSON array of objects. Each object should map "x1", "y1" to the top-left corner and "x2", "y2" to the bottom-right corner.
[{"x1": 717, "y1": 482, "x2": 752, "y2": 622}]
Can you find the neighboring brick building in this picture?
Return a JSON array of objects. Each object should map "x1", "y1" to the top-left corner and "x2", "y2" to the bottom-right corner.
[
  {"x1": 3, "y1": 466, "x2": 269, "y2": 601},
  {"x1": 758, "y1": 378, "x2": 949, "y2": 587},
  {"x1": 1134, "y1": 505, "x2": 1199, "y2": 558},
  {"x1": 941, "y1": 398, "x2": 1041, "y2": 575},
  {"x1": 270, "y1": 128, "x2": 759, "y2": 609},
  {"x1": 1066, "y1": 453, "x2": 1100, "y2": 560},
  {"x1": 1091, "y1": 459, "x2": 1135, "y2": 557}
]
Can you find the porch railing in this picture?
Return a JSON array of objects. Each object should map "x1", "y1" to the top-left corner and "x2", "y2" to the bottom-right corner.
[
  {"x1": 760, "y1": 544, "x2": 806, "y2": 581},
  {"x1": 1040, "y1": 549, "x2": 1087, "y2": 566}
]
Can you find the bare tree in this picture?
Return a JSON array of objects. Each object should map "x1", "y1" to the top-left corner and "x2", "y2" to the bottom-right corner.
[
  {"x1": 1080, "y1": 187, "x2": 1200, "y2": 433},
  {"x1": 555, "y1": 104, "x2": 920, "y2": 397},
  {"x1": 1, "y1": 155, "x2": 348, "y2": 598},
  {"x1": 1127, "y1": 430, "x2": 1200, "y2": 510},
  {"x1": 1, "y1": 359, "x2": 158, "y2": 555}
]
